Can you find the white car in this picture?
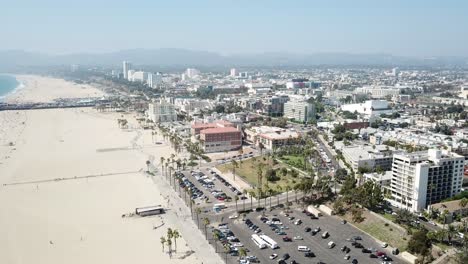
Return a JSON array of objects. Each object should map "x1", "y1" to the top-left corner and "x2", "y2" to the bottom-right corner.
[
  {"x1": 233, "y1": 242, "x2": 244, "y2": 247},
  {"x1": 229, "y1": 214, "x2": 238, "y2": 219},
  {"x1": 344, "y1": 255, "x2": 350, "y2": 260},
  {"x1": 239, "y1": 260, "x2": 250, "y2": 264},
  {"x1": 382, "y1": 243, "x2": 388, "y2": 248},
  {"x1": 293, "y1": 236, "x2": 303, "y2": 240},
  {"x1": 269, "y1": 254, "x2": 278, "y2": 260}
]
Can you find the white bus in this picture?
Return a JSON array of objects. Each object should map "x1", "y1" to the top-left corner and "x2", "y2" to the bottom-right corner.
[
  {"x1": 251, "y1": 234, "x2": 267, "y2": 249},
  {"x1": 213, "y1": 203, "x2": 226, "y2": 212},
  {"x1": 259, "y1": 234, "x2": 279, "y2": 249}
]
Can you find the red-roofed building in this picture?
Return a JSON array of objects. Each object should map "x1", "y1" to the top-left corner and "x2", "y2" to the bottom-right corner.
[
  {"x1": 200, "y1": 126, "x2": 242, "y2": 153},
  {"x1": 190, "y1": 120, "x2": 234, "y2": 136}
]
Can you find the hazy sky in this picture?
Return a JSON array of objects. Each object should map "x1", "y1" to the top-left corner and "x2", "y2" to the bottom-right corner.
[{"x1": 2, "y1": 0, "x2": 468, "y2": 56}]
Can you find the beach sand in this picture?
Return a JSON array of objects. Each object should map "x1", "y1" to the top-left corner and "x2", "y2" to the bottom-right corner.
[
  {"x1": 5, "y1": 75, "x2": 105, "y2": 104},
  {"x1": 0, "y1": 76, "x2": 220, "y2": 264}
]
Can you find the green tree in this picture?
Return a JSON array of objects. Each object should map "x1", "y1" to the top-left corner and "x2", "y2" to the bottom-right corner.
[
  {"x1": 172, "y1": 229, "x2": 180, "y2": 252},
  {"x1": 160, "y1": 236, "x2": 166, "y2": 252},
  {"x1": 203, "y1": 217, "x2": 210, "y2": 238},
  {"x1": 407, "y1": 229, "x2": 431, "y2": 257}
]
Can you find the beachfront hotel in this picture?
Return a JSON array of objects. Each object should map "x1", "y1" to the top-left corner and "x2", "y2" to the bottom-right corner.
[{"x1": 147, "y1": 99, "x2": 177, "y2": 123}]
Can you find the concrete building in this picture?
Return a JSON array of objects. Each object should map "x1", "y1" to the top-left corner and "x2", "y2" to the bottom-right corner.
[
  {"x1": 147, "y1": 99, "x2": 177, "y2": 123},
  {"x1": 260, "y1": 95, "x2": 289, "y2": 117},
  {"x1": 363, "y1": 171, "x2": 393, "y2": 188},
  {"x1": 389, "y1": 149, "x2": 464, "y2": 212},
  {"x1": 245, "y1": 126, "x2": 301, "y2": 150},
  {"x1": 130, "y1": 71, "x2": 148, "y2": 82},
  {"x1": 199, "y1": 126, "x2": 242, "y2": 153},
  {"x1": 127, "y1": 70, "x2": 135, "y2": 81},
  {"x1": 283, "y1": 100, "x2": 316, "y2": 123},
  {"x1": 147, "y1": 73, "x2": 162, "y2": 88},
  {"x1": 123, "y1": 61, "x2": 132, "y2": 79},
  {"x1": 246, "y1": 83, "x2": 272, "y2": 95},
  {"x1": 230, "y1": 68, "x2": 238, "y2": 77},
  {"x1": 185, "y1": 68, "x2": 200, "y2": 78},
  {"x1": 190, "y1": 120, "x2": 235, "y2": 136},
  {"x1": 341, "y1": 145, "x2": 394, "y2": 172},
  {"x1": 341, "y1": 100, "x2": 393, "y2": 118},
  {"x1": 355, "y1": 86, "x2": 400, "y2": 99}
]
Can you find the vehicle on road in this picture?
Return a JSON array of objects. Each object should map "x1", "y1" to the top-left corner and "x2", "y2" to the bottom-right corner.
[
  {"x1": 321, "y1": 231, "x2": 329, "y2": 238},
  {"x1": 294, "y1": 219, "x2": 302, "y2": 225},
  {"x1": 328, "y1": 241, "x2": 335, "y2": 248},
  {"x1": 304, "y1": 252, "x2": 315, "y2": 257},
  {"x1": 293, "y1": 236, "x2": 303, "y2": 240},
  {"x1": 298, "y1": 246, "x2": 311, "y2": 252},
  {"x1": 269, "y1": 253, "x2": 278, "y2": 260},
  {"x1": 282, "y1": 236, "x2": 292, "y2": 242},
  {"x1": 251, "y1": 234, "x2": 267, "y2": 249},
  {"x1": 259, "y1": 234, "x2": 279, "y2": 249}
]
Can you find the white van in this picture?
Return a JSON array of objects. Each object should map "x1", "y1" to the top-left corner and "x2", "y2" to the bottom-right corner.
[{"x1": 297, "y1": 246, "x2": 310, "y2": 252}]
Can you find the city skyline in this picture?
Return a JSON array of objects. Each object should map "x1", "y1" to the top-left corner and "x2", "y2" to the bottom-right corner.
[{"x1": 1, "y1": 0, "x2": 468, "y2": 57}]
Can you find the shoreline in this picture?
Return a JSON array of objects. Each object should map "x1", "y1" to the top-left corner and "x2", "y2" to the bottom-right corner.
[
  {"x1": 0, "y1": 75, "x2": 210, "y2": 264},
  {"x1": 0, "y1": 74, "x2": 23, "y2": 101}
]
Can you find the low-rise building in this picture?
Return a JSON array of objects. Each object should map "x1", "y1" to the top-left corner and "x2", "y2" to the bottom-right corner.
[
  {"x1": 245, "y1": 126, "x2": 301, "y2": 150},
  {"x1": 190, "y1": 120, "x2": 235, "y2": 136},
  {"x1": 199, "y1": 126, "x2": 242, "y2": 153},
  {"x1": 341, "y1": 100, "x2": 393, "y2": 118},
  {"x1": 428, "y1": 200, "x2": 468, "y2": 223},
  {"x1": 340, "y1": 145, "x2": 394, "y2": 172}
]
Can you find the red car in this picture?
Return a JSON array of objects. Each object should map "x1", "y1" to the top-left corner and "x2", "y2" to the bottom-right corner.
[
  {"x1": 376, "y1": 251, "x2": 385, "y2": 257},
  {"x1": 282, "y1": 236, "x2": 292, "y2": 242}
]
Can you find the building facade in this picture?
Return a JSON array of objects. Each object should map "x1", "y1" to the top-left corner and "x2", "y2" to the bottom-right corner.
[
  {"x1": 389, "y1": 149, "x2": 464, "y2": 212},
  {"x1": 123, "y1": 61, "x2": 132, "y2": 79},
  {"x1": 283, "y1": 100, "x2": 316, "y2": 123},
  {"x1": 147, "y1": 100, "x2": 177, "y2": 123},
  {"x1": 200, "y1": 127, "x2": 242, "y2": 153}
]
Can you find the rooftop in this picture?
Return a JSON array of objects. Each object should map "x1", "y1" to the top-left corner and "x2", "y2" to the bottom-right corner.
[{"x1": 200, "y1": 126, "x2": 240, "y2": 134}]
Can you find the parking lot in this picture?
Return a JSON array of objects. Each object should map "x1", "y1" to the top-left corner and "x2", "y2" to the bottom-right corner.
[
  {"x1": 176, "y1": 168, "x2": 244, "y2": 209},
  {"x1": 219, "y1": 207, "x2": 403, "y2": 264}
]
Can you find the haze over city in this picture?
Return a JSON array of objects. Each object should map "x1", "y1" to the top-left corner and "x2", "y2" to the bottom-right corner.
[{"x1": 2, "y1": 0, "x2": 468, "y2": 57}]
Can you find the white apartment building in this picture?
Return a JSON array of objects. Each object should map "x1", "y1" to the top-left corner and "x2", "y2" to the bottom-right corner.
[
  {"x1": 340, "y1": 145, "x2": 394, "y2": 172},
  {"x1": 230, "y1": 68, "x2": 238, "y2": 77},
  {"x1": 389, "y1": 149, "x2": 464, "y2": 212},
  {"x1": 283, "y1": 100, "x2": 316, "y2": 123},
  {"x1": 147, "y1": 73, "x2": 162, "y2": 88},
  {"x1": 147, "y1": 99, "x2": 177, "y2": 123},
  {"x1": 130, "y1": 71, "x2": 148, "y2": 82},
  {"x1": 123, "y1": 61, "x2": 132, "y2": 79},
  {"x1": 341, "y1": 100, "x2": 393, "y2": 118},
  {"x1": 185, "y1": 68, "x2": 200, "y2": 78},
  {"x1": 355, "y1": 86, "x2": 400, "y2": 99}
]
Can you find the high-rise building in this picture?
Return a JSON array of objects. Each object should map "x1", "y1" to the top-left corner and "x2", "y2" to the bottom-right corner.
[
  {"x1": 147, "y1": 73, "x2": 162, "y2": 88},
  {"x1": 283, "y1": 100, "x2": 316, "y2": 123},
  {"x1": 130, "y1": 71, "x2": 148, "y2": 82},
  {"x1": 147, "y1": 99, "x2": 177, "y2": 123},
  {"x1": 230, "y1": 68, "x2": 238, "y2": 77},
  {"x1": 123, "y1": 61, "x2": 132, "y2": 79},
  {"x1": 389, "y1": 149, "x2": 464, "y2": 212},
  {"x1": 185, "y1": 68, "x2": 200, "y2": 78}
]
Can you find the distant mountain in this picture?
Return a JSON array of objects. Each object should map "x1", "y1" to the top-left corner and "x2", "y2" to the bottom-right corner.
[{"x1": 0, "y1": 49, "x2": 467, "y2": 69}]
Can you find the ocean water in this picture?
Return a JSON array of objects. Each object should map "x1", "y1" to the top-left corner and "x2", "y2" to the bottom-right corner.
[{"x1": 0, "y1": 74, "x2": 20, "y2": 100}]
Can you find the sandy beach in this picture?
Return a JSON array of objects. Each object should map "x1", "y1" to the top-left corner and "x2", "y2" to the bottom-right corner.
[
  {"x1": 0, "y1": 76, "x2": 220, "y2": 264},
  {"x1": 4, "y1": 75, "x2": 105, "y2": 104}
]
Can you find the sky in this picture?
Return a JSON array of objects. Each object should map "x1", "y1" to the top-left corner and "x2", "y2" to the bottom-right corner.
[{"x1": 1, "y1": 0, "x2": 468, "y2": 57}]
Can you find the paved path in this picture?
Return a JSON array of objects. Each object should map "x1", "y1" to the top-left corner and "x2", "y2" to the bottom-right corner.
[{"x1": 148, "y1": 171, "x2": 224, "y2": 264}]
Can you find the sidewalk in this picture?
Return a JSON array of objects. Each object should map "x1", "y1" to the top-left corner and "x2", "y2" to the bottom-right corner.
[{"x1": 148, "y1": 171, "x2": 224, "y2": 264}]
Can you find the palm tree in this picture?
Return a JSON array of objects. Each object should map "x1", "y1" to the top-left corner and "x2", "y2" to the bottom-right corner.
[
  {"x1": 203, "y1": 217, "x2": 210, "y2": 238},
  {"x1": 223, "y1": 243, "x2": 230, "y2": 263},
  {"x1": 285, "y1": 185, "x2": 291, "y2": 206},
  {"x1": 160, "y1": 157, "x2": 165, "y2": 176},
  {"x1": 234, "y1": 195, "x2": 239, "y2": 212},
  {"x1": 172, "y1": 229, "x2": 180, "y2": 252},
  {"x1": 248, "y1": 190, "x2": 255, "y2": 210},
  {"x1": 146, "y1": 160, "x2": 151, "y2": 172},
  {"x1": 447, "y1": 224, "x2": 457, "y2": 243},
  {"x1": 160, "y1": 236, "x2": 166, "y2": 252},
  {"x1": 242, "y1": 189, "x2": 247, "y2": 211},
  {"x1": 459, "y1": 198, "x2": 468, "y2": 208},
  {"x1": 276, "y1": 185, "x2": 282, "y2": 206},
  {"x1": 231, "y1": 159, "x2": 239, "y2": 181},
  {"x1": 238, "y1": 247, "x2": 247, "y2": 262},
  {"x1": 166, "y1": 238, "x2": 173, "y2": 257},
  {"x1": 195, "y1": 207, "x2": 202, "y2": 229},
  {"x1": 213, "y1": 230, "x2": 220, "y2": 253}
]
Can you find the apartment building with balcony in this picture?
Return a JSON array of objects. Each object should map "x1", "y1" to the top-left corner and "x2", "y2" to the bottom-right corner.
[{"x1": 389, "y1": 149, "x2": 464, "y2": 212}]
